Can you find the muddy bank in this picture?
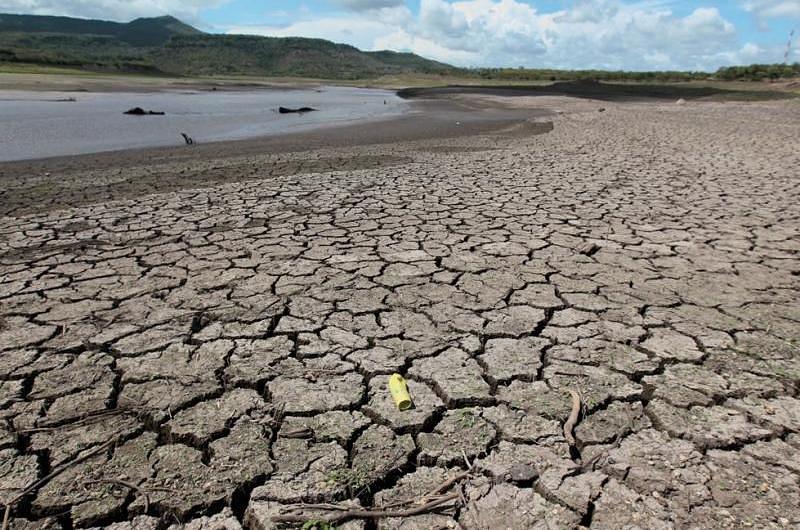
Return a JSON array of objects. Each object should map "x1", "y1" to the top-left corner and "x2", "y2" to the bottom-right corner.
[
  {"x1": 0, "y1": 95, "x2": 553, "y2": 178},
  {"x1": 0, "y1": 95, "x2": 554, "y2": 215},
  {"x1": 398, "y1": 80, "x2": 797, "y2": 102}
]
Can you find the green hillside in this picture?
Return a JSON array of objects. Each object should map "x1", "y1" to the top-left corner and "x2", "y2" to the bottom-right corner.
[
  {"x1": 365, "y1": 50, "x2": 455, "y2": 74},
  {"x1": 0, "y1": 14, "x2": 199, "y2": 46},
  {"x1": 154, "y1": 34, "x2": 456, "y2": 78},
  {"x1": 0, "y1": 13, "x2": 458, "y2": 78}
]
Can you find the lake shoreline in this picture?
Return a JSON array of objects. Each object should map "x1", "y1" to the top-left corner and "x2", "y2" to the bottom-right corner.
[
  {"x1": 2, "y1": 76, "x2": 792, "y2": 163},
  {"x1": 0, "y1": 91, "x2": 554, "y2": 181},
  {"x1": 0, "y1": 86, "x2": 410, "y2": 162}
]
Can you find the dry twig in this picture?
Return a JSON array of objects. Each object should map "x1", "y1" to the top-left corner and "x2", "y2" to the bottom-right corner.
[
  {"x1": 425, "y1": 471, "x2": 472, "y2": 498},
  {"x1": 1, "y1": 439, "x2": 115, "y2": 530},
  {"x1": 563, "y1": 389, "x2": 582, "y2": 447},
  {"x1": 461, "y1": 449, "x2": 474, "y2": 470},
  {"x1": 18, "y1": 409, "x2": 133, "y2": 434},
  {"x1": 84, "y1": 479, "x2": 149, "y2": 514},
  {"x1": 281, "y1": 427, "x2": 314, "y2": 439},
  {"x1": 271, "y1": 493, "x2": 460, "y2": 524},
  {"x1": 1, "y1": 506, "x2": 10, "y2": 530},
  {"x1": 381, "y1": 471, "x2": 473, "y2": 510}
]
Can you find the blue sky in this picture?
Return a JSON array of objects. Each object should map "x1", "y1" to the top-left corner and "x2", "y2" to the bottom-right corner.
[{"x1": 3, "y1": 0, "x2": 799, "y2": 70}]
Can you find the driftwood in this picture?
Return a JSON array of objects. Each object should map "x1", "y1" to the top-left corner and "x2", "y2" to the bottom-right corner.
[
  {"x1": 124, "y1": 107, "x2": 165, "y2": 116},
  {"x1": 278, "y1": 106, "x2": 317, "y2": 114},
  {"x1": 180, "y1": 133, "x2": 194, "y2": 145}
]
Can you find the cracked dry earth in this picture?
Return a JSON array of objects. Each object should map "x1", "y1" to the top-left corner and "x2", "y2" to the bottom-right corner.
[{"x1": 1, "y1": 96, "x2": 800, "y2": 530}]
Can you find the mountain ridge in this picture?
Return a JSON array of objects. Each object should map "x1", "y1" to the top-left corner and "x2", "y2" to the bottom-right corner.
[
  {"x1": 0, "y1": 13, "x2": 458, "y2": 78},
  {"x1": 0, "y1": 13, "x2": 200, "y2": 46}
]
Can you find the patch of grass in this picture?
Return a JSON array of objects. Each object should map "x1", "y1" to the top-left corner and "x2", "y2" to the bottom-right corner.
[
  {"x1": 458, "y1": 409, "x2": 477, "y2": 428},
  {"x1": 0, "y1": 62, "x2": 95, "y2": 75},
  {"x1": 327, "y1": 467, "x2": 369, "y2": 493},
  {"x1": 735, "y1": 349, "x2": 761, "y2": 359},
  {"x1": 301, "y1": 521, "x2": 337, "y2": 530},
  {"x1": 772, "y1": 367, "x2": 791, "y2": 378}
]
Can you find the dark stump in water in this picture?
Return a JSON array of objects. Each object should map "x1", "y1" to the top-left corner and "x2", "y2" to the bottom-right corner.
[
  {"x1": 278, "y1": 106, "x2": 317, "y2": 114},
  {"x1": 124, "y1": 107, "x2": 166, "y2": 116}
]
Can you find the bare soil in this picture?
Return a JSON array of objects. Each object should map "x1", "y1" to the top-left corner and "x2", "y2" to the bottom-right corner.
[{"x1": 1, "y1": 88, "x2": 799, "y2": 530}]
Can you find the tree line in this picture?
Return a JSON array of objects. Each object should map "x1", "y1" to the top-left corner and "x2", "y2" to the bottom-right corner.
[{"x1": 471, "y1": 63, "x2": 800, "y2": 82}]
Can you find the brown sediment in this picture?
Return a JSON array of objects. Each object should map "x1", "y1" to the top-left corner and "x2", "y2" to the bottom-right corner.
[
  {"x1": 0, "y1": 88, "x2": 798, "y2": 530},
  {"x1": 397, "y1": 79, "x2": 798, "y2": 102}
]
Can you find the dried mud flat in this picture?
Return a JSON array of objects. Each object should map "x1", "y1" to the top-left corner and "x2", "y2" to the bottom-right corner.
[{"x1": 1, "y1": 95, "x2": 799, "y2": 530}]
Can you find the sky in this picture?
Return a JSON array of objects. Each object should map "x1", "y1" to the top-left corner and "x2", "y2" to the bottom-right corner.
[{"x1": 1, "y1": 0, "x2": 798, "y2": 71}]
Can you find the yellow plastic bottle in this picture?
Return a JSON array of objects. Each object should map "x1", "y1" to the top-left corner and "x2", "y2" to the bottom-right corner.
[{"x1": 389, "y1": 374, "x2": 413, "y2": 411}]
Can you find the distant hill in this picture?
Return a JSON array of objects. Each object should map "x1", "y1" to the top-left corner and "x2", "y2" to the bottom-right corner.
[
  {"x1": 0, "y1": 13, "x2": 458, "y2": 78},
  {"x1": 0, "y1": 14, "x2": 199, "y2": 46},
  {"x1": 154, "y1": 34, "x2": 456, "y2": 78}
]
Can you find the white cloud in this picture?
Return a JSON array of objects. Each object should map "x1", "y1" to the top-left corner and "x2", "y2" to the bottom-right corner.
[
  {"x1": 742, "y1": 0, "x2": 800, "y2": 19},
  {"x1": 371, "y1": 0, "x2": 549, "y2": 66},
  {"x1": 371, "y1": 0, "x2": 742, "y2": 71},
  {"x1": 228, "y1": 5, "x2": 413, "y2": 50},
  {"x1": 740, "y1": 42, "x2": 764, "y2": 58},
  {"x1": 334, "y1": 0, "x2": 404, "y2": 11},
  {"x1": 0, "y1": 0, "x2": 227, "y2": 22},
  {"x1": 231, "y1": 0, "x2": 759, "y2": 71},
  {"x1": 228, "y1": 17, "x2": 398, "y2": 50}
]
